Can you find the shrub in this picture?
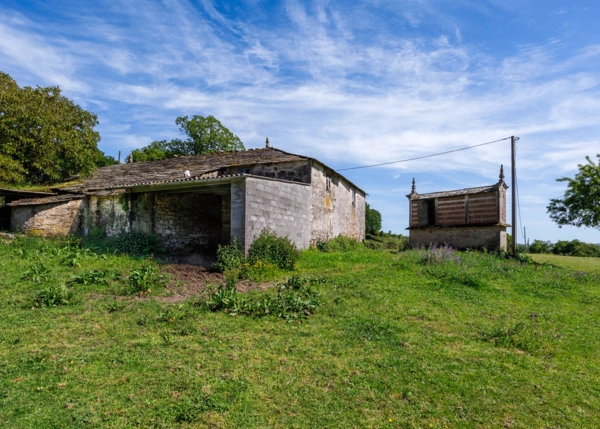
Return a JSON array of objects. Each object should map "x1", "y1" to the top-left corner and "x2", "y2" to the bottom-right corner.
[
  {"x1": 248, "y1": 229, "x2": 299, "y2": 271},
  {"x1": 214, "y1": 238, "x2": 245, "y2": 272},
  {"x1": 316, "y1": 235, "x2": 362, "y2": 252},
  {"x1": 528, "y1": 240, "x2": 552, "y2": 254},
  {"x1": 552, "y1": 240, "x2": 600, "y2": 257}
]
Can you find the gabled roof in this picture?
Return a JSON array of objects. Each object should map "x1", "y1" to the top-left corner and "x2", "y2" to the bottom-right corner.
[
  {"x1": 59, "y1": 148, "x2": 308, "y2": 193},
  {"x1": 57, "y1": 147, "x2": 365, "y2": 195},
  {"x1": 407, "y1": 182, "x2": 507, "y2": 200}
]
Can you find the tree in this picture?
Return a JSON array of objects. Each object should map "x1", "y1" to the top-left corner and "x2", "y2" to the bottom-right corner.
[
  {"x1": 365, "y1": 203, "x2": 382, "y2": 235},
  {"x1": 0, "y1": 71, "x2": 103, "y2": 184},
  {"x1": 130, "y1": 115, "x2": 244, "y2": 161},
  {"x1": 547, "y1": 154, "x2": 600, "y2": 229}
]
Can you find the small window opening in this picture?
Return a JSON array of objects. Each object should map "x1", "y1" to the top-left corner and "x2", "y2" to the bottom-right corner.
[
  {"x1": 326, "y1": 176, "x2": 331, "y2": 192},
  {"x1": 352, "y1": 190, "x2": 356, "y2": 207}
]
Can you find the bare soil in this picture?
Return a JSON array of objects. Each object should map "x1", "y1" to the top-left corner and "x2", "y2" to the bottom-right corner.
[{"x1": 157, "y1": 263, "x2": 272, "y2": 303}]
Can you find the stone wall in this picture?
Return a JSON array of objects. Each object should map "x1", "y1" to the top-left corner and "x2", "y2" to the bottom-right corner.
[
  {"x1": 152, "y1": 192, "x2": 223, "y2": 253},
  {"x1": 12, "y1": 200, "x2": 82, "y2": 236},
  {"x1": 409, "y1": 226, "x2": 507, "y2": 250},
  {"x1": 84, "y1": 195, "x2": 130, "y2": 236},
  {"x1": 310, "y1": 164, "x2": 365, "y2": 244}
]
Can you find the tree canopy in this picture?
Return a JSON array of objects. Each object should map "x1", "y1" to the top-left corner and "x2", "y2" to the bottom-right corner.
[
  {"x1": 130, "y1": 115, "x2": 245, "y2": 161},
  {"x1": 547, "y1": 154, "x2": 600, "y2": 229},
  {"x1": 0, "y1": 71, "x2": 109, "y2": 184},
  {"x1": 365, "y1": 203, "x2": 382, "y2": 235}
]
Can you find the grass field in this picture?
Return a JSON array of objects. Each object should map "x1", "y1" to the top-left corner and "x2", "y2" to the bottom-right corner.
[
  {"x1": 1, "y1": 236, "x2": 599, "y2": 428},
  {"x1": 529, "y1": 253, "x2": 600, "y2": 273}
]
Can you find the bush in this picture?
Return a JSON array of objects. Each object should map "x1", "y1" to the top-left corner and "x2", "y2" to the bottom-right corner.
[
  {"x1": 248, "y1": 229, "x2": 299, "y2": 271},
  {"x1": 316, "y1": 235, "x2": 362, "y2": 252},
  {"x1": 528, "y1": 240, "x2": 552, "y2": 254},
  {"x1": 214, "y1": 238, "x2": 245, "y2": 272},
  {"x1": 552, "y1": 240, "x2": 600, "y2": 257}
]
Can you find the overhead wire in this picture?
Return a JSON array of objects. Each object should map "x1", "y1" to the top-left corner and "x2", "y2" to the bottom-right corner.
[{"x1": 335, "y1": 136, "x2": 512, "y2": 172}]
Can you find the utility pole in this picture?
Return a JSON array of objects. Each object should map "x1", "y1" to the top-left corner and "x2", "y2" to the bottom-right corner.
[{"x1": 511, "y1": 136, "x2": 518, "y2": 255}]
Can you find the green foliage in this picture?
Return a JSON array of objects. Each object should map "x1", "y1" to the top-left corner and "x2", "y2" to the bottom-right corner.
[
  {"x1": 203, "y1": 276, "x2": 320, "y2": 321},
  {"x1": 316, "y1": 235, "x2": 363, "y2": 252},
  {"x1": 130, "y1": 115, "x2": 245, "y2": 161},
  {"x1": 528, "y1": 239, "x2": 553, "y2": 254},
  {"x1": 365, "y1": 202, "x2": 382, "y2": 235},
  {"x1": 213, "y1": 238, "x2": 245, "y2": 272},
  {"x1": 365, "y1": 233, "x2": 409, "y2": 252},
  {"x1": 248, "y1": 229, "x2": 299, "y2": 271},
  {"x1": 547, "y1": 154, "x2": 600, "y2": 229},
  {"x1": 81, "y1": 228, "x2": 163, "y2": 257},
  {"x1": 69, "y1": 269, "x2": 120, "y2": 286},
  {"x1": 21, "y1": 262, "x2": 51, "y2": 283},
  {"x1": 0, "y1": 71, "x2": 103, "y2": 184},
  {"x1": 479, "y1": 316, "x2": 560, "y2": 356},
  {"x1": 123, "y1": 262, "x2": 166, "y2": 295},
  {"x1": 33, "y1": 283, "x2": 73, "y2": 307},
  {"x1": 552, "y1": 239, "x2": 600, "y2": 257}
]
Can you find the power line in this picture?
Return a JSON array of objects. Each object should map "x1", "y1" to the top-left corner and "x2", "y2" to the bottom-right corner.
[{"x1": 336, "y1": 136, "x2": 512, "y2": 172}]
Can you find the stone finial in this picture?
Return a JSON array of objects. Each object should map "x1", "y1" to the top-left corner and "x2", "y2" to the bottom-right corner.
[
  {"x1": 127, "y1": 154, "x2": 133, "y2": 163},
  {"x1": 265, "y1": 137, "x2": 270, "y2": 148},
  {"x1": 184, "y1": 170, "x2": 191, "y2": 177},
  {"x1": 499, "y1": 164, "x2": 505, "y2": 182},
  {"x1": 411, "y1": 178, "x2": 416, "y2": 194}
]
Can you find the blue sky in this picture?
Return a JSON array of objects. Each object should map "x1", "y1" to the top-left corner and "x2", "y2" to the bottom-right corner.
[{"x1": 1, "y1": 0, "x2": 599, "y2": 243}]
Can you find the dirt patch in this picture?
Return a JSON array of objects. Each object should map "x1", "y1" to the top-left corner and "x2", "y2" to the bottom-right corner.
[{"x1": 158, "y1": 263, "x2": 272, "y2": 303}]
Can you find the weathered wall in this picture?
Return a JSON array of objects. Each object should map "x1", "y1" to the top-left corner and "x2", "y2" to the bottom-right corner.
[
  {"x1": 84, "y1": 195, "x2": 130, "y2": 236},
  {"x1": 12, "y1": 200, "x2": 82, "y2": 236},
  {"x1": 153, "y1": 192, "x2": 223, "y2": 253},
  {"x1": 310, "y1": 164, "x2": 365, "y2": 244},
  {"x1": 222, "y1": 161, "x2": 312, "y2": 183},
  {"x1": 409, "y1": 226, "x2": 507, "y2": 251},
  {"x1": 85, "y1": 191, "x2": 227, "y2": 253}
]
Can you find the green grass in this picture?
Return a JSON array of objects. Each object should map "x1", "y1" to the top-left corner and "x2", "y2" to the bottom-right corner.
[
  {"x1": 530, "y1": 253, "x2": 600, "y2": 273},
  {"x1": 1, "y1": 237, "x2": 600, "y2": 428}
]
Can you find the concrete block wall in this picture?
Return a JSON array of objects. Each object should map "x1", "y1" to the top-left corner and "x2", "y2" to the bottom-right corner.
[
  {"x1": 310, "y1": 164, "x2": 365, "y2": 244},
  {"x1": 12, "y1": 200, "x2": 82, "y2": 236},
  {"x1": 240, "y1": 176, "x2": 311, "y2": 252}
]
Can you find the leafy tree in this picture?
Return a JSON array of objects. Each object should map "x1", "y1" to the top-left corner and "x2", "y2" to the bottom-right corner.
[
  {"x1": 131, "y1": 115, "x2": 244, "y2": 161},
  {"x1": 528, "y1": 239, "x2": 552, "y2": 254},
  {"x1": 547, "y1": 154, "x2": 600, "y2": 229},
  {"x1": 0, "y1": 71, "x2": 103, "y2": 184},
  {"x1": 365, "y1": 203, "x2": 382, "y2": 235}
]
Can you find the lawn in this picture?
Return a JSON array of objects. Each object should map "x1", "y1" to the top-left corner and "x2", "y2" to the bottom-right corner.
[
  {"x1": 529, "y1": 253, "x2": 600, "y2": 273},
  {"x1": 1, "y1": 236, "x2": 599, "y2": 428}
]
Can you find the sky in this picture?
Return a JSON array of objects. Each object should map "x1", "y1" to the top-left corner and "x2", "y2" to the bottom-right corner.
[{"x1": 1, "y1": 0, "x2": 599, "y2": 244}]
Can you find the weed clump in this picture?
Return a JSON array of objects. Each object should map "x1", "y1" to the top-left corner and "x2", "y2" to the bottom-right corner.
[
  {"x1": 203, "y1": 276, "x2": 320, "y2": 321},
  {"x1": 123, "y1": 261, "x2": 166, "y2": 296},
  {"x1": 33, "y1": 283, "x2": 73, "y2": 307}
]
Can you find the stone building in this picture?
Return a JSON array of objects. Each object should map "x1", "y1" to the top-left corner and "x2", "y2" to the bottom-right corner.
[
  {"x1": 7, "y1": 147, "x2": 366, "y2": 254},
  {"x1": 406, "y1": 167, "x2": 509, "y2": 251}
]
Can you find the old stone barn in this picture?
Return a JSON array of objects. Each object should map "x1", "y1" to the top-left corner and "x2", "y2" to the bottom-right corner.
[
  {"x1": 7, "y1": 148, "x2": 366, "y2": 254},
  {"x1": 406, "y1": 167, "x2": 509, "y2": 251}
]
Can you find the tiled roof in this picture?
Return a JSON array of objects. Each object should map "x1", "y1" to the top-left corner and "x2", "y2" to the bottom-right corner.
[
  {"x1": 59, "y1": 148, "x2": 307, "y2": 193},
  {"x1": 7, "y1": 194, "x2": 84, "y2": 207},
  {"x1": 408, "y1": 182, "x2": 507, "y2": 200}
]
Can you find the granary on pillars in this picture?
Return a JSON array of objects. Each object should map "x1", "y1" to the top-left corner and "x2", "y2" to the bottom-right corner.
[
  {"x1": 6, "y1": 146, "x2": 366, "y2": 254},
  {"x1": 406, "y1": 166, "x2": 509, "y2": 251}
]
